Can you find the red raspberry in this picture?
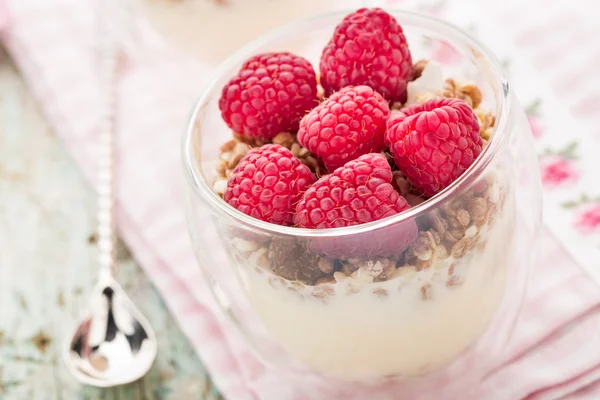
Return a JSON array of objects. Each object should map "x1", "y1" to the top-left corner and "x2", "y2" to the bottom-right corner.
[
  {"x1": 224, "y1": 144, "x2": 316, "y2": 226},
  {"x1": 297, "y1": 85, "x2": 390, "y2": 172},
  {"x1": 320, "y1": 8, "x2": 412, "y2": 103},
  {"x1": 295, "y1": 153, "x2": 417, "y2": 257},
  {"x1": 219, "y1": 52, "x2": 318, "y2": 140},
  {"x1": 386, "y1": 98, "x2": 482, "y2": 197}
]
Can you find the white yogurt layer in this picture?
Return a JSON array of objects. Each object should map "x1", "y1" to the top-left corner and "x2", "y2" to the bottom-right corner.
[{"x1": 237, "y1": 196, "x2": 515, "y2": 381}]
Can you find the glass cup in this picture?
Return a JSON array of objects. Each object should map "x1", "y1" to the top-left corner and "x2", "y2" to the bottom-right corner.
[{"x1": 182, "y1": 9, "x2": 542, "y2": 392}]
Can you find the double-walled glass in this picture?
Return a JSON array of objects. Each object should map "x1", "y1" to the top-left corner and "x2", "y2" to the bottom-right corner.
[{"x1": 183, "y1": 10, "x2": 542, "y2": 393}]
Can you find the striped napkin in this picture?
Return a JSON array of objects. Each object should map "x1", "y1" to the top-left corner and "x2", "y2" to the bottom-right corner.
[{"x1": 3, "y1": 0, "x2": 600, "y2": 398}]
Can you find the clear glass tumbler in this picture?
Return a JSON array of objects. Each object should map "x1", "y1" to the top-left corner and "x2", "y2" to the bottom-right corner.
[{"x1": 182, "y1": 9, "x2": 542, "y2": 394}]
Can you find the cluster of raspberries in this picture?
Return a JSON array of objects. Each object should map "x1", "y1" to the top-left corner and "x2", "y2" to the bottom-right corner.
[{"x1": 218, "y1": 8, "x2": 483, "y2": 238}]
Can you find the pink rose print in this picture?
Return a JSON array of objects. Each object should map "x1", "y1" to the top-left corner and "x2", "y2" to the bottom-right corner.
[
  {"x1": 575, "y1": 205, "x2": 600, "y2": 234},
  {"x1": 564, "y1": 193, "x2": 600, "y2": 233},
  {"x1": 540, "y1": 157, "x2": 579, "y2": 188},
  {"x1": 432, "y1": 41, "x2": 460, "y2": 65},
  {"x1": 526, "y1": 99, "x2": 543, "y2": 139},
  {"x1": 540, "y1": 142, "x2": 578, "y2": 188},
  {"x1": 528, "y1": 115, "x2": 543, "y2": 139}
]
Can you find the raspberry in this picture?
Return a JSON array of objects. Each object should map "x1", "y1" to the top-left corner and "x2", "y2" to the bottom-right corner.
[
  {"x1": 386, "y1": 98, "x2": 482, "y2": 197},
  {"x1": 295, "y1": 153, "x2": 417, "y2": 257},
  {"x1": 219, "y1": 52, "x2": 318, "y2": 140},
  {"x1": 297, "y1": 85, "x2": 390, "y2": 172},
  {"x1": 224, "y1": 144, "x2": 316, "y2": 226},
  {"x1": 319, "y1": 8, "x2": 412, "y2": 103}
]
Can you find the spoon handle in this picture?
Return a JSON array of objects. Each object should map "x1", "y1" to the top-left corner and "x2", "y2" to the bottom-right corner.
[{"x1": 97, "y1": 2, "x2": 120, "y2": 279}]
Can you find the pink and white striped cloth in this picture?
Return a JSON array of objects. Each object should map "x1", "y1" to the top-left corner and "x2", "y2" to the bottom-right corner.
[{"x1": 2, "y1": 0, "x2": 600, "y2": 398}]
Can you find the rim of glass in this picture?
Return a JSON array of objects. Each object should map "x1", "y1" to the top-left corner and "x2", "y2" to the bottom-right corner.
[{"x1": 183, "y1": 8, "x2": 510, "y2": 238}]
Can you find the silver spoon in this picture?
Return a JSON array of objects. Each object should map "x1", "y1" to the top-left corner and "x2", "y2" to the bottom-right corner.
[{"x1": 64, "y1": 1, "x2": 157, "y2": 387}]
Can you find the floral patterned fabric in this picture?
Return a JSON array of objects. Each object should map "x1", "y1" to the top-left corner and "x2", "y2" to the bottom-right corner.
[{"x1": 403, "y1": 0, "x2": 600, "y2": 284}]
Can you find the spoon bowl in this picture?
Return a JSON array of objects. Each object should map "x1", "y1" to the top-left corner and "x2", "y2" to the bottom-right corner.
[{"x1": 64, "y1": 274, "x2": 157, "y2": 387}]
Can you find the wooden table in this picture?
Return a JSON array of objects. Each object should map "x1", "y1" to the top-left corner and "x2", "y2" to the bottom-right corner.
[{"x1": 0, "y1": 47, "x2": 222, "y2": 399}]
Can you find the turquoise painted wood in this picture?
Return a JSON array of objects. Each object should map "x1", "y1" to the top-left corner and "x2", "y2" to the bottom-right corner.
[{"x1": 0, "y1": 48, "x2": 222, "y2": 400}]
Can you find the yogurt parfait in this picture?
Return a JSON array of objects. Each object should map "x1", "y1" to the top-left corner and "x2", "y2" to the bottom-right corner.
[{"x1": 183, "y1": 7, "x2": 540, "y2": 385}]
